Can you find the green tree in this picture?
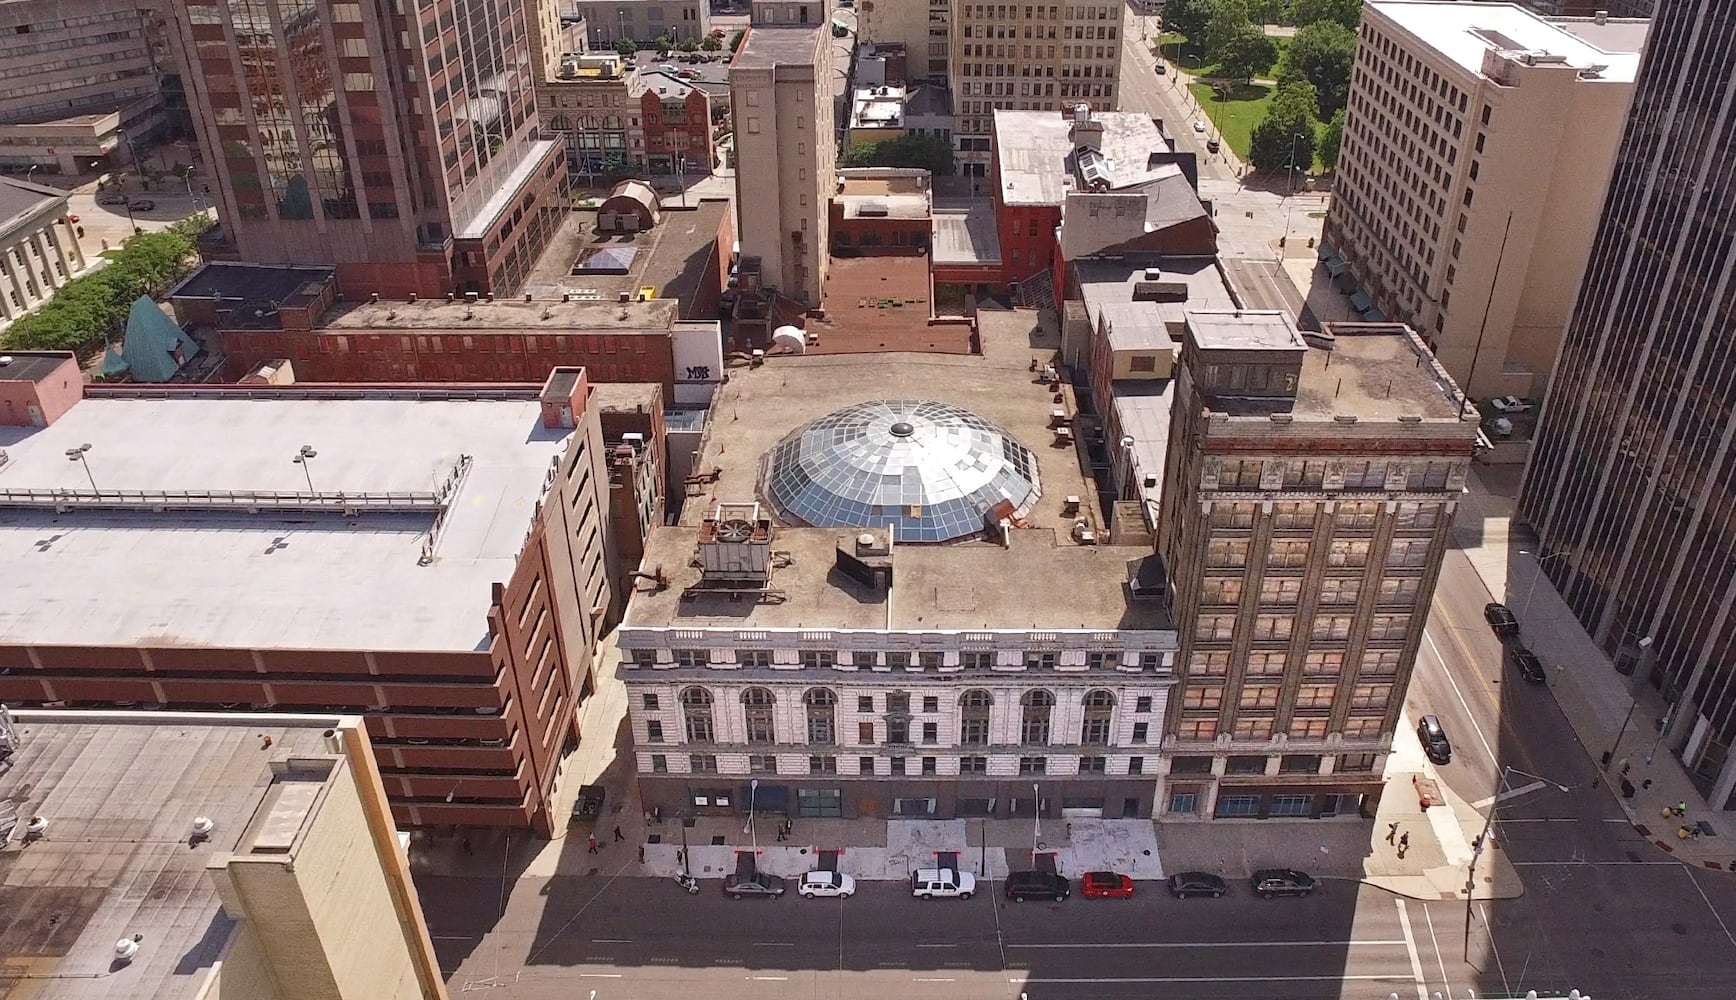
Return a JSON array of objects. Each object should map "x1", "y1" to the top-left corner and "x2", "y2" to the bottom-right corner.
[
  {"x1": 841, "y1": 133, "x2": 956, "y2": 175},
  {"x1": 677, "y1": 36, "x2": 700, "y2": 52},
  {"x1": 1319, "y1": 108, "x2": 1346, "y2": 169},
  {"x1": 1214, "y1": 24, "x2": 1277, "y2": 82},
  {"x1": 701, "y1": 34, "x2": 722, "y2": 51},
  {"x1": 1164, "y1": 0, "x2": 1221, "y2": 46},
  {"x1": 1249, "y1": 80, "x2": 1319, "y2": 172},
  {"x1": 1277, "y1": 20, "x2": 1357, "y2": 116},
  {"x1": 1204, "y1": 0, "x2": 1255, "y2": 59},
  {"x1": 1, "y1": 222, "x2": 203, "y2": 353},
  {"x1": 1289, "y1": 0, "x2": 1362, "y2": 30},
  {"x1": 654, "y1": 34, "x2": 673, "y2": 56},
  {"x1": 729, "y1": 29, "x2": 746, "y2": 53},
  {"x1": 614, "y1": 37, "x2": 638, "y2": 59}
]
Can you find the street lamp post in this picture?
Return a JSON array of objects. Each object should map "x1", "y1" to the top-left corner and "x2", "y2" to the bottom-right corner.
[
  {"x1": 1287, "y1": 132, "x2": 1306, "y2": 196},
  {"x1": 1518, "y1": 548, "x2": 1572, "y2": 618},
  {"x1": 25, "y1": 164, "x2": 39, "y2": 185},
  {"x1": 1604, "y1": 635, "x2": 1656, "y2": 772},
  {"x1": 292, "y1": 445, "x2": 318, "y2": 492},
  {"x1": 744, "y1": 777, "x2": 759, "y2": 855},
  {"x1": 65, "y1": 443, "x2": 98, "y2": 490},
  {"x1": 1030, "y1": 782, "x2": 1042, "y2": 867}
]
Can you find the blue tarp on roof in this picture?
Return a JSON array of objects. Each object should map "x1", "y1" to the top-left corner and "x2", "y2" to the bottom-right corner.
[
  {"x1": 1349, "y1": 289, "x2": 1373, "y2": 312},
  {"x1": 118, "y1": 296, "x2": 197, "y2": 382}
]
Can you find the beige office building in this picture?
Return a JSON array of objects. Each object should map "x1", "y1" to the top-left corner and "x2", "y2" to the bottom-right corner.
[
  {"x1": 730, "y1": 1, "x2": 837, "y2": 306},
  {"x1": 950, "y1": 2, "x2": 1122, "y2": 176},
  {"x1": 0, "y1": 710, "x2": 447, "y2": 1000},
  {"x1": 1324, "y1": 2, "x2": 1646, "y2": 399}
]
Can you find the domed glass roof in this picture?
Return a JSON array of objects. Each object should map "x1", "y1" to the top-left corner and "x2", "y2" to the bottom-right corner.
[{"x1": 761, "y1": 400, "x2": 1042, "y2": 542}]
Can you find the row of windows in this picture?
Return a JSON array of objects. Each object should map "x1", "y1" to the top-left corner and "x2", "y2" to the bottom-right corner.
[
  {"x1": 654, "y1": 753, "x2": 1138, "y2": 776},
  {"x1": 1172, "y1": 712, "x2": 1390, "y2": 742},
  {"x1": 1193, "y1": 613, "x2": 1413, "y2": 643},
  {"x1": 1210, "y1": 459, "x2": 1458, "y2": 492},
  {"x1": 1199, "y1": 574, "x2": 1422, "y2": 607},
  {"x1": 1189, "y1": 648, "x2": 1402, "y2": 676},
  {"x1": 632, "y1": 648, "x2": 1166, "y2": 670},
  {"x1": 1203, "y1": 536, "x2": 1433, "y2": 570},
  {"x1": 1210, "y1": 500, "x2": 1442, "y2": 531}
]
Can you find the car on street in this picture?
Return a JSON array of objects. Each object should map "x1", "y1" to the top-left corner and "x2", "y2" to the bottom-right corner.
[
  {"x1": 911, "y1": 868, "x2": 976, "y2": 900},
  {"x1": 1193, "y1": 119, "x2": 1206, "y2": 133},
  {"x1": 1167, "y1": 871, "x2": 1228, "y2": 898},
  {"x1": 1206, "y1": 138, "x2": 1221, "y2": 154},
  {"x1": 96, "y1": 193, "x2": 129, "y2": 206},
  {"x1": 798, "y1": 870, "x2": 855, "y2": 899},
  {"x1": 127, "y1": 199, "x2": 155, "y2": 211},
  {"x1": 1080, "y1": 871, "x2": 1135, "y2": 899},
  {"x1": 1419, "y1": 713, "x2": 1453, "y2": 764},
  {"x1": 1490, "y1": 395, "x2": 1533, "y2": 413},
  {"x1": 1251, "y1": 869, "x2": 1317, "y2": 898},
  {"x1": 1004, "y1": 870, "x2": 1071, "y2": 902},
  {"x1": 1484, "y1": 601, "x2": 1521, "y2": 638},
  {"x1": 1155, "y1": 61, "x2": 1167, "y2": 75},
  {"x1": 723, "y1": 871, "x2": 786, "y2": 899},
  {"x1": 1510, "y1": 646, "x2": 1547, "y2": 684}
]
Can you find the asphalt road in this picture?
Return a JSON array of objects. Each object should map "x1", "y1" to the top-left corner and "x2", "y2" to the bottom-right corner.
[{"x1": 1222, "y1": 259, "x2": 1305, "y2": 315}]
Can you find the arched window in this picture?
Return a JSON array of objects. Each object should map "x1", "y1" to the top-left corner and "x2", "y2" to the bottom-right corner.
[
  {"x1": 742, "y1": 687, "x2": 776, "y2": 744},
  {"x1": 547, "y1": 114, "x2": 572, "y2": 132},
  {"x1": 804, "y1": 688, "x2": 836, "y2": 745},
  {"x1": 1021, "y1": 689, "x2": 1054, "y2": 745},
  {"x1": 1081, "y1": 689, "x2": 1115, "y2": 745},
  {"x1": 960, "y1": 689, "x2": 993, "y2": 746},
  {"x1": 681, "y1": 686, "x2": 713, "y2": 743}
]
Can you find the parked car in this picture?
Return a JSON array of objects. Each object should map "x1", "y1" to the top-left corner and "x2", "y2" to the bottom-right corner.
[
  {"x1": 1080, "y1": 871, "x2": 1135, "y2": 899},
  {"x1": 1490, "y1": 395, "x2": 1533, "y2": 413},
  {"x1": 1418, "y1": 713, "x2": 1453, "y2": 765},
  {"x1": 723, "y1": 871, "x2": 787, "y2": 899},
  {"x1": 96, "y1": 193, "x2": 129, "y2": 206},
  {"x1": 911, "y1": 868, "x2": 976, "y2": 900},
  {"x1": 798, "y1": 870, "x2": 855, "y2": 899},
  {"x1": 127, "y1": 199, "x2": 155, "y2": 211},
  {"x1": 1251, "y1": 869, "x2": 1318, "y2": 898},
  {"x1": 1168, "y1": 871, "x2": 1228, "y2": 898},
  {"x1": 1193, "y1": 119, "x2": 1207, "y2": 133},
  {"x1": 1206, "y1": 138, "x2": 1221, "y2": 154},
  {"x1": 1484, "y1": 602, "x2": 1521, "y2": 638},
  {"x1": 1155, "y1": 61, "x2": 1167, "y2": 75},
  {"x1": 1004, "y1": 870, "x2": 1071, "y2": 902},
  {"x1": 1510, "y1": 646, "x2": 1547, "y2": 684},
  {"x1": 1488, "y1": 416, "x2": 1514, "y2": 438}
]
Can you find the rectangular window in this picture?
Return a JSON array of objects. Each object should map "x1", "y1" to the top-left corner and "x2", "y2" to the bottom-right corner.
[
  {"x1": 651, "y1": 753, "x2": 668, "y2": 773},
  {"x1": 1019, "y1": 756, "x2": 1047, "y2": 774},
  {"x1": 922, "y1": 756, "x2": 937, "y2": 774},
  {"x1": 890, "y1": 757, "x2": 907, "y2": 775},
  {"x1": 1177, "y1": 717, "x2": 1219, "y2": 740},
  {"x1": 885, "y1": 651, "x2": 910, "y2": 670},
  {"x1": 1337, "y1": 752, "x2": 1378, "y2": 773},
  {"x1": 960, "y1": 651, "x2": 993, "y2": 669},
  {"x1": 1216, "y1": 794, "x2": 1260, "y2": 818},
  {"x1": 643, "y1": 693, "x2": 661, "y2": 711},
  {"x1": 1135, "y1": 696, "x2": 1153, "y2": 713},
  {"x1": 800, "y1": 649, "x2": 835, "y2": 668},
  {"x1": 858, "y1": 722, "x2": 875, "y2": 744},
  {"x1": 810, "y1": 755, "x2": 838, "y2": 774},
  {"x1": 923, "y1": 696, "x2": 940, "y2": 713},
  {"x1": 859, "y1": 755, "x2": 876, "y2": 774},
  {"x1": 690, "y1": 754, "x2": 719, "y2": 773},
  {"x1": 887, "y1": 693, "x2": 910, "y2": 714},
  {"x1": 920, "y1": 652, "x2": 944, "y2": 670},
  {"x1": 858, "y1": 695, "x2": 875, "y2": 712},
  {"x1": 646, "y1": 720, "x2": 665, "y2": 743},
  {"x1": 1079, "y1": 756, "x2": 1107, "y2": 774},
  {"x1": 1166, "y1": 788, "x2": 1197, "y2": 814},
  {"x1": 1132, "y1": 722, "x2": 1149, "y2": 743},
  {"x1": 1025, "y1": 650, "x2": 1058, "y2": 669},
  {"x1": 1270, "y1": 794, "x2": 1313, "y2": 817},
  {"x1": 737, "y1": 649, "x2": 772, "y2": 667},
  {"x1": 750, "y1": 754, "x2": 777, "y2": 773},
  {"x1": 1086, "y1": 651, "x2": 1120, "y2": 669},
  {"x1": 960, "y1": 755, "x2": 988, "y2": 774},
  {"x1": 922, "y1": 721, "x2": 938, "y2": 744}
]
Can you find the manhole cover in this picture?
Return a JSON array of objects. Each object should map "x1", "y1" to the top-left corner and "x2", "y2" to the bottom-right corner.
[{"x1": 646, "y1": 834, "x2": 662, "y2": 844}]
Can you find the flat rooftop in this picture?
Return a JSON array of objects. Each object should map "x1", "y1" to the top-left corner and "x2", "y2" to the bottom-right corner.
[
  {"x1": 0, "y1": 351, "x2": 73, "y2": 384},
  {"x1": 166, "y1": 262, "x2": 335, "y2": 307},
  {"x1": 731, "y1": 24, "x2": 826, "y2": 70},
  {"x1": 319, "y1": 294, "x2": 678, "y2": 332},
  {"x1": 0, "y1": 176, "x2": 63, "y2": 231},
  {"x1": 523, "y1": 199, "x2": 729, "y2": 315},
  {"x1": 932, "y1": 197, "x2": 1001, "y2": 265},
  {"x1": 644, "y1": 334, "x2": 1171, "y2": 630},
  {"x1": 993, "y1": 110, "x2": 1175, "y2": 207},
  {"x1": 0, "y1": 712, "x2": 347, "y2": 1000},
  {"x1": 813, "y1": 256, "x2": 969, "y2": 354},
  {"x1": 1371, "y1": 1, "x2": 1646, "y2": 82},
  {"x1": 0, "y1": 389, "x2": 575, "y2": 651},
  {"x1": 1076, "y1": 256, "x2": 1237, "y2": 332}
]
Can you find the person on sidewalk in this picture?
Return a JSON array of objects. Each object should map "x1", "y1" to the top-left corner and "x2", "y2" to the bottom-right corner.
[
  {"x1": 1386, "y1": 822, "x2": 1400, "y2": 845},
  {"x1": 1398, "y1": 832, "x2": 1410, "y2": 857},
  {"x1": 613, "y1": 825, "x2": 625, "y2": 842},
  {"x1": 587, "y1": 834, "x2": 600, "y2": 854}
]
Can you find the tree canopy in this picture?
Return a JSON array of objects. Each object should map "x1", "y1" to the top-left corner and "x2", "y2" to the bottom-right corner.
[
  {"x1": 1164, "y1": 0, "x2": 1221, "y2": 45},
  {"x1": 1, "y1": 214, "x2": 208, "y2": 354},
  {"x1": 1249, "y1": 80, "x2": 1320, "y2": 172},
  {"x1": 841, "y1": 133, "x2": 956, "y2": 175},
  {"x1": 1320, "y1": 108, "x2": 1346, "y2": 169},
  {"x1": 1278, "y1": 19, "x2": 1358, "y2": 117},
  {"x1": 1289, "y1": 0, "x2": 1362, "y2": 30},
  {"x1": 614, "y1": 37, "x2": 638, "y2": 59},
  {"x1": 1214, "y1": 24, "x2": 1278, "y2": 82}
]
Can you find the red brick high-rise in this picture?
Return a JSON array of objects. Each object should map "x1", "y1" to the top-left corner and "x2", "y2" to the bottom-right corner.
[{"x1": 166, "y1": 0, "x2": 567, "y2": 299}]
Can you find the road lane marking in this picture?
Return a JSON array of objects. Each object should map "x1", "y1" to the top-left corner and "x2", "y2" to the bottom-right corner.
[
  {"x1": 1682, "y1": 867, "x2": 1736, "y2": 950},
  {"x1": 1007, "y1": 939, "x2": 1407, "y2": 949},
  {"x1": 1395, "y1": 899, "x2": 1428, "y2": 1000},
  {"x1": 578, "y1": 973, "x2": 622, "y2": 978},
  {"x1": 1478, "y1": 902, "x2": 1512, "y2": 995},
  {"x1": 1424, "y1": 626, "x2": 1499, "y2": 766},
  {"x1": 1422, "y1": 899, "x2": 1452, "y2": 999},
  {"x1": 915, "y1": 943, "x2": 957, "y2": 948},
  {"x1": 748, "y1": 976, "x2": 789, "y2": 981},
  {"x1": 590, "y1": 938, "x2": 632, "y2": 944},
  {"x1": 913, "y1": 978, "x2": 957, "y2": 982},
  {"x1": 1471, "y1": 780, "x2": 1547, "y2": 809},
  {"x1": 751, "y1": 941, "x2": 795, "y2": 947}
]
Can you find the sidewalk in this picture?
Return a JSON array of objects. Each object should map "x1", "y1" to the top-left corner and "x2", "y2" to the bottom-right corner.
[{"x1": 1454, "y1": 467, "x2": 1733, "y2": 870}]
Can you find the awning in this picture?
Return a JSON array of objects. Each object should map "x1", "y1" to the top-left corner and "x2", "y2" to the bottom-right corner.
[
  {"x1": 742, "y1": 783, "x2": 791, "y2": 814},
  {"x1": 1362, "y1": 307, "x2": 1387, "y2": 322},
  {"x1": 1317, "y1": 241, "x2": 1337, "y2": 261},
  {"x1": 1324, "y1": 257, "x2": 1347, "y2": 277},
  {"x1": 1349, "y1": 289, "x2": 1373, "y2": 312}
]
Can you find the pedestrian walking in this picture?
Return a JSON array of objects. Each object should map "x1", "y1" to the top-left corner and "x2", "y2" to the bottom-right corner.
[
  {"x1": 1677, "y1": 801, "x2": 1689, "y2": 817},
  {"x1": 587, "y1": 834, "x2": 600, "y2": 854},
  {"x1": 613, "y1": 825, "x2": 625, "y2": 842},
  {"x1": 1386, "y1": 822, "x2": 1399, "y2": 845},
  {"x1": 1398, "y1": 832, "x2": 1410, "y2": 853},
  {"x1": 638, "y1": 846, "x2": 646, "y2": 864},
  {"x1": 1619, "y1": 758, "x2": 1632, "y2": 776},
  {"x1": 461, "y1": 837, "x2": 473, "y2": 856}
]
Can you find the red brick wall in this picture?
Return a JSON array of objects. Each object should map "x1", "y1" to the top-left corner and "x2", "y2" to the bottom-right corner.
[
  {"x1": 0, "y1": 354, "x2": 81, "y2": 426},
  {"x1": 997, "y1": 205, "x2": 1061, "y2": 285},
  {"x1": 216, "y1": 328, "x2": 677, "y2": 397}
]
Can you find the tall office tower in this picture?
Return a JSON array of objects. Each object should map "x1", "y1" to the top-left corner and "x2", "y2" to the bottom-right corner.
[
  {"x1": 1519, "y1": 0, "x2": 1736, "y2": 810},
  {"x1": 857, "y1": 0, "x2": 950, "y2": 85},
  {"x1": 1324, "y1": 1, "x2": 1647, "y2": 400},
  {"x1": 729, "y1": 0, "x2": 837, "y2": 306},
  {"x1": 949, "y1": 2, "x2": 1122, "y2": 179},
  {"x1": 1155, "y1": 314, "x2": 1479, "y2": 820},
  {"x1": 165, "y1": 0, "x2": 568, "y2": 299}
]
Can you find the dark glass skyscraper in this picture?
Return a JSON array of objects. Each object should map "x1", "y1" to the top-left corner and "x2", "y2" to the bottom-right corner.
[
  {"x1": 1520, "y1": 0, "x2": 1736, "y2": 809},
  {"x1": 167, "y1": 0, "x2": 567, "y2": 298}
]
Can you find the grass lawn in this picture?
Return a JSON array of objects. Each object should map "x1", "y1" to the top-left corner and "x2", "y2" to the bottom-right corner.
[
  {"x1": 1188, "y1": 81, "x2": 1273, "y2": 160},
  {"x1": 1165, "y1": 36, "x2": 1289, "y2": 81}
]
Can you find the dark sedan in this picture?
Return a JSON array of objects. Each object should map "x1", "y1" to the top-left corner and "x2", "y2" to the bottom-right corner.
[
  {"x1": 1251, "y1": 869, "x2": 1317, "y2": 898},
  {"x1": 1511, "y1": 646, "x2": 1547, "y2": 684},
  {"x1": 1167, "y1": 871, "x2": 1228, "y2": 898},
  {"x1": 1484, "y1": 602, "x2": 1521, "y2": 637},
  {"x1": 723, "y1": 872, "x2": 786, "y2": 899}
]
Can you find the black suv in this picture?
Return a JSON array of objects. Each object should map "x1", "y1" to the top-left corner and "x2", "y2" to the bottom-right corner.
[
  {"x1": 1251, "y1": 869, "x2": 1317, "y2": 898},
  {"x1": 1419, "y1": 714, "x2": 1453, "y2": 764},
  {"x1": 1510, "y1": 646, "x2": 1547, "y2": 684},
  {"x1": 1484, "y1": 602, "x2": 1521, "y2": 638},
  {"x1": 1004, "y1": 870, "x2": 1071, "y2": 902}
]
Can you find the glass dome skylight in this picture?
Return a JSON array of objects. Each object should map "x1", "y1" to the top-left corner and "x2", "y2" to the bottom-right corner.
[{"x1": 760, "y1": 400, "x2": 1042, "y2": 543}]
